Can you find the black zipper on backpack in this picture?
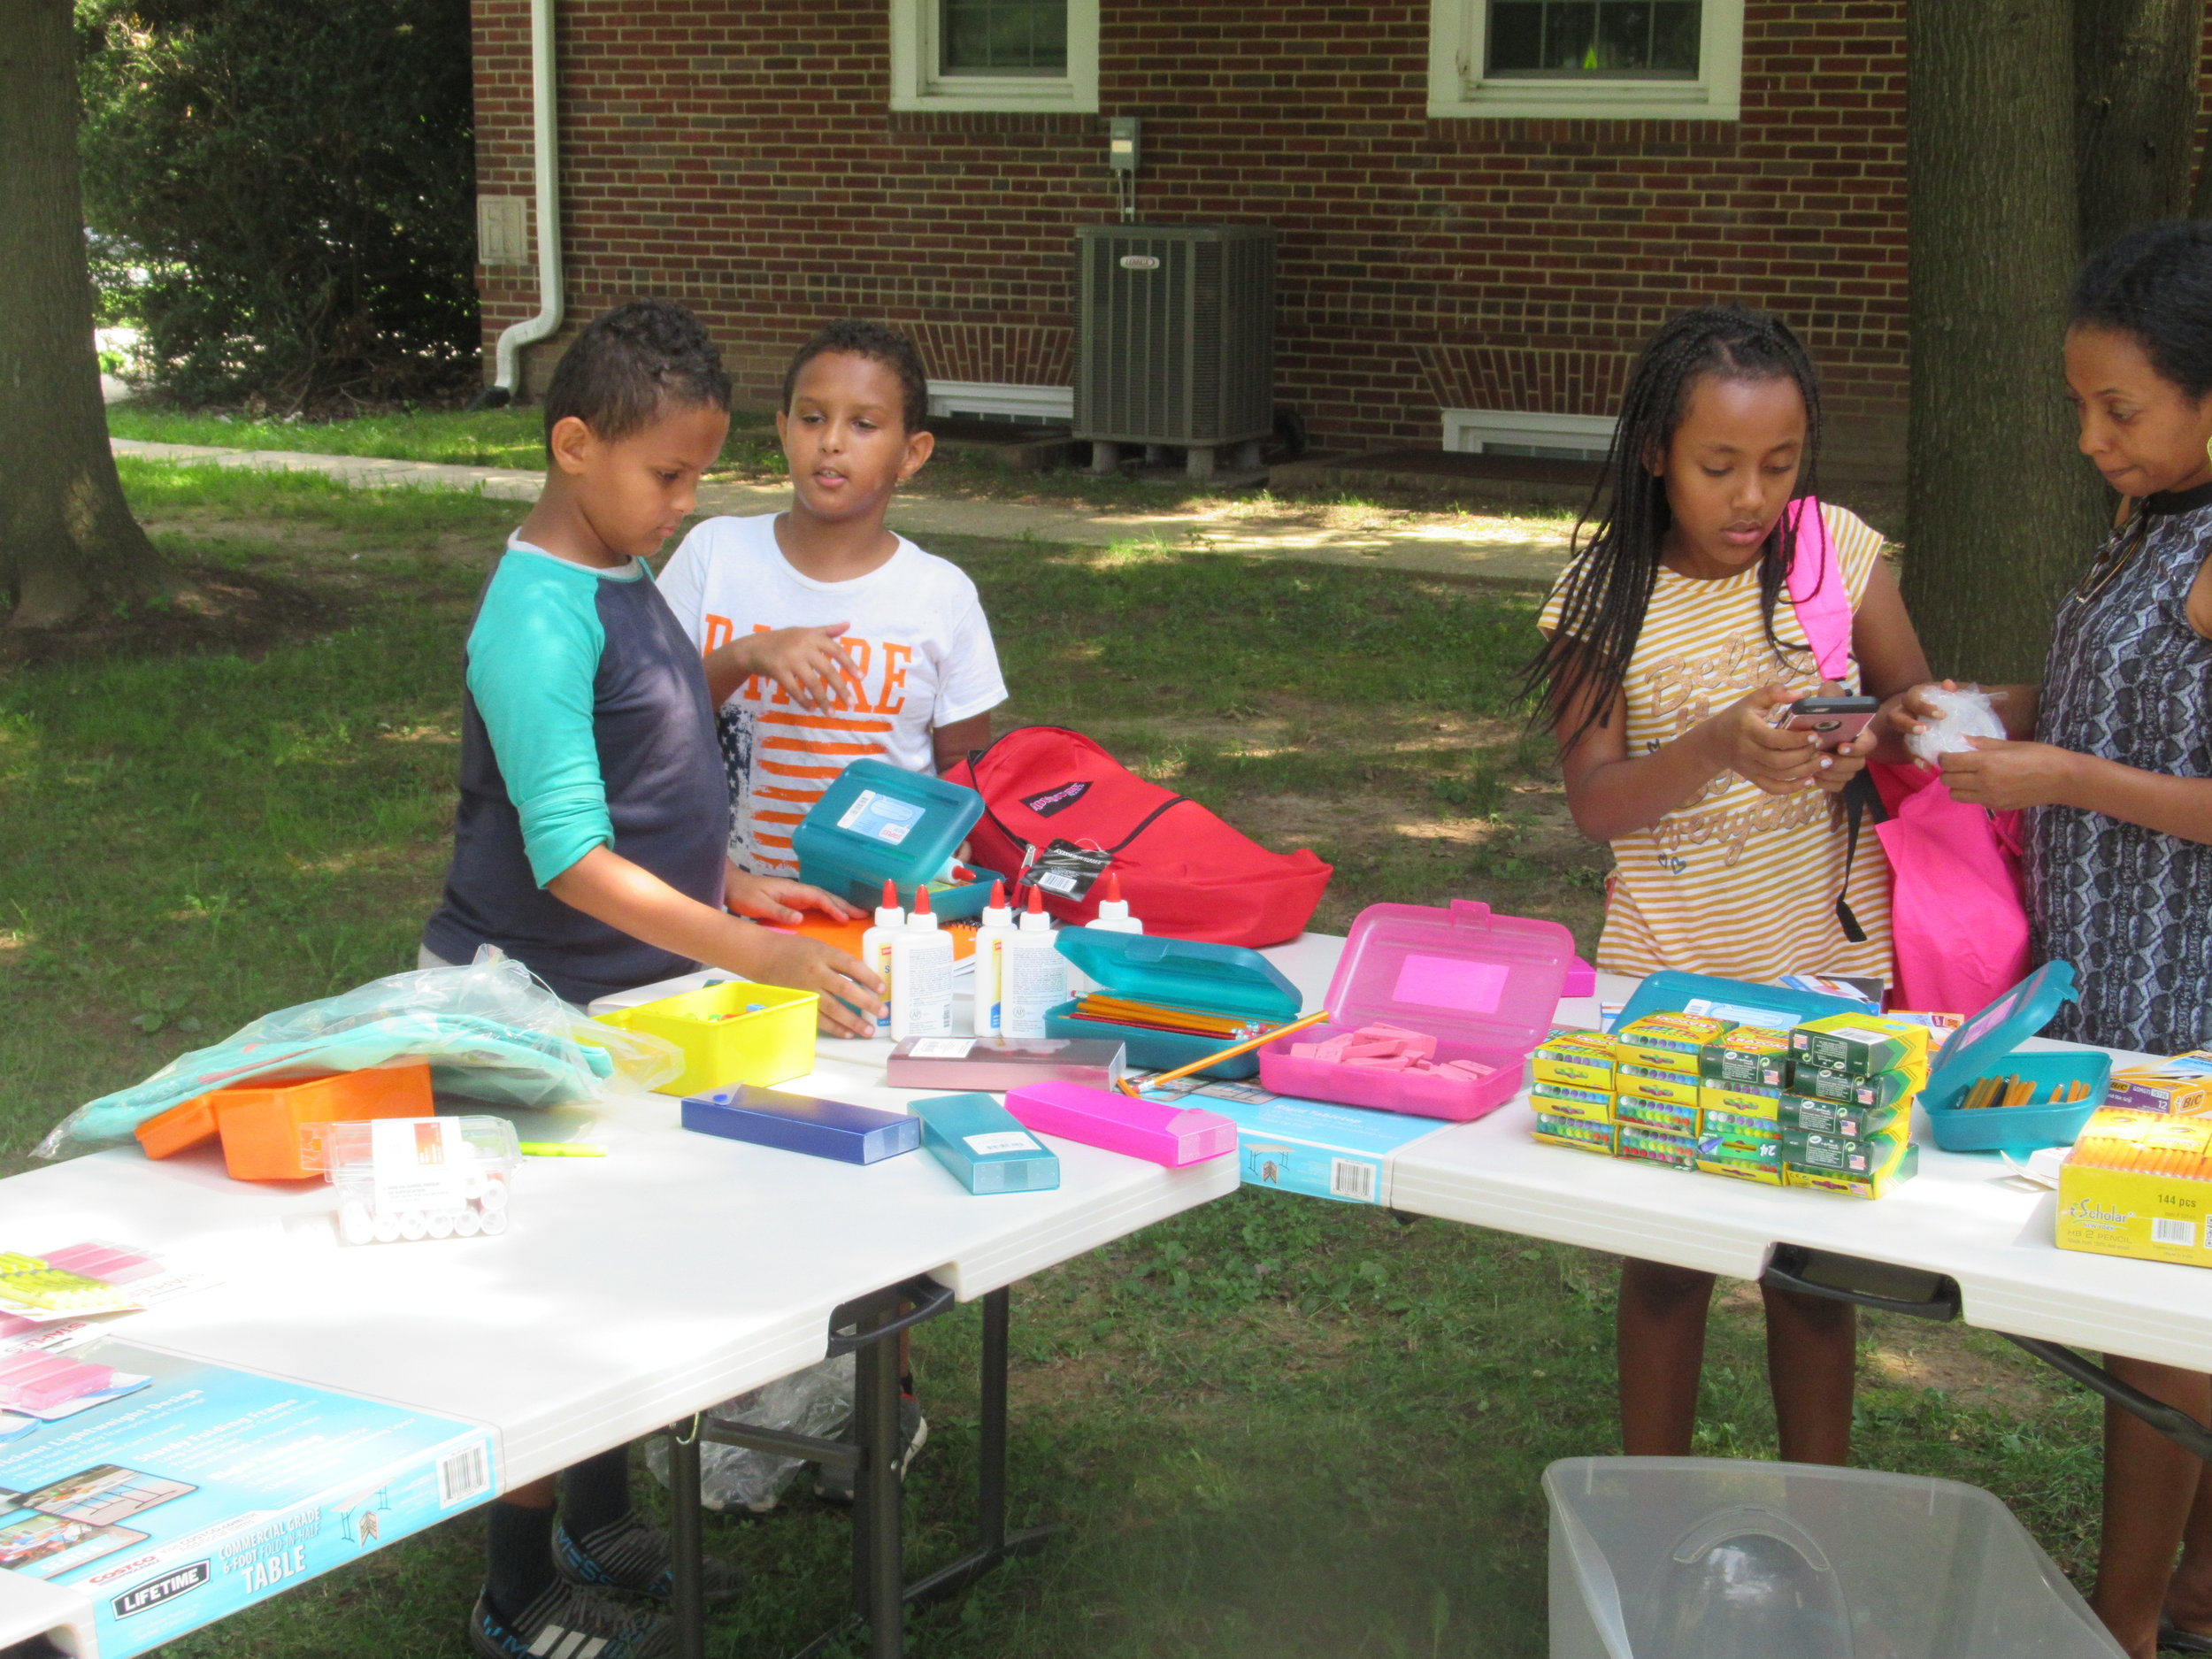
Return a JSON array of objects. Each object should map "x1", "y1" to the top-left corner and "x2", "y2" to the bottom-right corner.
[{"x1": 1105, "y1": 795, "x2": 1194, "y2": 853}]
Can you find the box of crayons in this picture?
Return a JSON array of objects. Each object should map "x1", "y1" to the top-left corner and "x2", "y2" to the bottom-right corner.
[
  {"x1": 2058, "y1": 1109, "x2": 2212, "y2": 1268},
  {"x1": 1047, "y1": 931, "x2": 1303, "y2": 1081}
]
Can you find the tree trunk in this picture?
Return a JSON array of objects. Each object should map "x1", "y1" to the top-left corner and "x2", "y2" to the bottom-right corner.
[
  {"x1": 2076, "y1": 0, "x2": 2201, "y2": 255},
  {"x1": 0, "y1": 0, "x2": 168, "y2": 628},
  {"x1": 1905, "y1": 0, "x2": 2109, "y2": 684}
]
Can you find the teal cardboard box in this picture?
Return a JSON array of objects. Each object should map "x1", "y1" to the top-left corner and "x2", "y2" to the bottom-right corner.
[
  {"x1": 910, "y1": 1093, "x2": 1061, "y2": 1194},
  {"x1": 1138, "y1": 1075, "x2": 1454, "y2": 1205}
]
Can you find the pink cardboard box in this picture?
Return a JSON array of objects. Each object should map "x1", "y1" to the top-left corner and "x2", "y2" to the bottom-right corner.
[
  {"x1": 1259, "y1": 900, "x2": 1573, "y2": 1122},
  {"x1": 1002, "y1": 1081, "x2": 1237, "y2": 1167}
]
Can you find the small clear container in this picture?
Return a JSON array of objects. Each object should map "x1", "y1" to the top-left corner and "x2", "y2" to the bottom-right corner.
[{"x1": 300, "y1": 1115, "x2": 520, "y2": 1245}]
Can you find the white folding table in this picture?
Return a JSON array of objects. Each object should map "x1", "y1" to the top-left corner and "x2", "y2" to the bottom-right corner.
[
  {"x1": 0, "y1": 984, "x2": 1238, "y2": 1659},
  {"x1": 1258, "y1": 934, "x2": 2212, "y2": 1454}
]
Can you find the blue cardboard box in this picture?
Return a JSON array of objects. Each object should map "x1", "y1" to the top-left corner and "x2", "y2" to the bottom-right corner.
[{"x1": 1137, "y1": 1075, "x2": 1455, "y2": 1205}]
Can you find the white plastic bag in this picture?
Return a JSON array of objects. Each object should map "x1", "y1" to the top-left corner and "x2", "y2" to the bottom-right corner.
[
  {"x1": 41, "y1": 947, "x2": 681, "y2": 1156},
  {"x1": 647, "y1": 1355, "x2": 855, "y2": 1514},
  {"x1": 1906, "y1": 684, "x2": 2008, "y2": 762}
]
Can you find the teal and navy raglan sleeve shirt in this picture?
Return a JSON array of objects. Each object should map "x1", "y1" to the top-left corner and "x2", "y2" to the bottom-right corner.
[
  {"x1": 464, "y1": 550, "x2": 616, "y2": 886},
  {"x1": 422, "y1": 543, "x2": 733, "y2": 1005}
]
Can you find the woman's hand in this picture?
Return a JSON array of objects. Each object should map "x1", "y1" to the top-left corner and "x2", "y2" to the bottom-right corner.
[
  {"x1": 1720, "y1": 683, "x2": 1828, "y2": 795},
  {"x1": 724, "y1": 865, "x2": 861, "y2": 926},
  {"x1": 1938, "y1": 737, "x2": 2083, "y2": 811},
  {"x1": 1874, "y1": 680, "x2": 1955, "y2": 767},
  {"x1": 1813, "y1": 721, "x2": 1878, "y2": 794}
]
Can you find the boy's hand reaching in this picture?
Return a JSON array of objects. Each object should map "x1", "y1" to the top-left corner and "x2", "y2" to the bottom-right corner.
[
  {"x1": 744, "y1": 932, "x2": 885, "y2": 1039},
  {"x1": 1719, "y1": 683, "x2": 1827, "y2": 795},
  {"x1": 724, "y1": 865, "x2": 861, "y2": 925},
  {"x1": 707, "y1": 622, "x2": 864, "y2": 712}
]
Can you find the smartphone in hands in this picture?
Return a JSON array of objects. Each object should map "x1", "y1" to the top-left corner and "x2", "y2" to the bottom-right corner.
[{"x1": 1776, "y1": 695, "x2": 1879, "y2": 749}]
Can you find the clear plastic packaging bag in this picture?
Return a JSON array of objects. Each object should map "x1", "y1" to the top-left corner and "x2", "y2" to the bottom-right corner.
[
  {"x1": 646, "y1": 1355, "x2": 855, "y2": 1514},
  {"x1": 41, "y1": 947, "x2": 681, "y2": 1157},
  {"x1": 1906, "y1": 684, "x2": 2008, "y2": 762}
]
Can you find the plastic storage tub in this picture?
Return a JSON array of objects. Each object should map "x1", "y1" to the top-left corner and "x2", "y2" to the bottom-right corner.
[
  {"x1": 134, "y1": 1063, "x2": 434, "y2": 1180},
  {"x1": 1546, "y1": 1456, "x2": 2124, "y2": 1659},
  {"x1": 1610, "y1": 971, "x2": 1861, "y2": 1033},
  {"x1": 595, "y1": 979, "x2": 818, "y2": 1096},
  {"x1": 1922, "y1": 961, "x2": 2110, "y2": 1154},
  {"x1": 300, "y1": 1115, "x2": 521, "y2": 1245},
  {"x1": 1256, "y1": 901, "x2": 1572, "y2": 1121},
  {"x1": 790, "y1": 757, "x2": 1002, "y2": 919},
  {"x1": 1047, "y1": 930, "x2": 1302, "y2": 1080}
]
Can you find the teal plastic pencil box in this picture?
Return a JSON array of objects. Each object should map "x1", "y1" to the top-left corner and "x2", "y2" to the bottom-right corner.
[
  {"x1": 910, "y1": 1093, "x2": 1061, "y2": 1194},
  {"x1": 790, "y1": 758, "x2": 1002, "y2": 918},
  {"x1": 1047, "y1": 930, "x2": 1302, "y2": 1080}
]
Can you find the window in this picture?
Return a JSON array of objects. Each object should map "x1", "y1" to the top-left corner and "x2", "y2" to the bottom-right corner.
[
  {"x1": 1442, "y1": 409, "x2": 1618, "y2": 463},
  {"x1": 1428, "y1": 0, "x2": 1741, "y2": 119},
  {"x1": 890, "y1": 0, "x2": 1098, "y2": 112}
]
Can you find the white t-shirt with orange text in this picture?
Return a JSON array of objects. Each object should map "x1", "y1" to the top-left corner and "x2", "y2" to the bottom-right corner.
[{"x1": 657, "y1": 513, "x2": 1008, "y2": 874}]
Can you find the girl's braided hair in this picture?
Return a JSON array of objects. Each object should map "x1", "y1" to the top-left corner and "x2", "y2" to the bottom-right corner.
[{"x1": 1525, "y1": 304, "x2": 1824, "y2": 754}]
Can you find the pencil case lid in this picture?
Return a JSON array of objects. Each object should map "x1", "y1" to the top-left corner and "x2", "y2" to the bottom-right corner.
[
  {"x1": 1053, "y1": 930, "x2": 1300, "y2": 1025},
  {"x1": 1314, "y1": 900, "x2": 1572, "y2": 1056}
]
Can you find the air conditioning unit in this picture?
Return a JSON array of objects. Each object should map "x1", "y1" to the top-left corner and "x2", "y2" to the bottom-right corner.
[{"x1": 1073, "y1": 223, "x2": 1275, "y2": 479}]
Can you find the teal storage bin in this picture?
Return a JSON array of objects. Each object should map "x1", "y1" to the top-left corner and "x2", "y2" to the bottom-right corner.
[
  {"x1": 790, "y1": 757, "x2": 1001, "y2": 918},
  {"x1": 1923, "y1": 961, "x2": 2110, "y2": 1155},
  {"x1": 1612, "y1": 971, "x2": 1859, "y2": 1033},
  {"x1": 1048, "y1": 930, "x2": 1302, "y2": 1079}
]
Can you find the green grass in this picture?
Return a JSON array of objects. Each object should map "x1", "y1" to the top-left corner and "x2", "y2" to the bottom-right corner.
[{"x1": 0, "y1": 462, "x2": 2105, "y2": 1656}]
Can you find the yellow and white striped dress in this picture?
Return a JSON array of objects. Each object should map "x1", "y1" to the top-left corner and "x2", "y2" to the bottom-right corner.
[{"x1": 1540, "y1": 503, "x2": 1894, "y2": 985}]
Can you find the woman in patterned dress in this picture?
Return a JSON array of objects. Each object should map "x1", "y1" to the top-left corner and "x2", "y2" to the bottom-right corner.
[{"x1": 1885, "y1": 220, "x2": 2212, "y2": 1659}]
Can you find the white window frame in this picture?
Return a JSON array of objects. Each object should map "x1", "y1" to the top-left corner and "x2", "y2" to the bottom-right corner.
[
  {"x1": 926, "y1": 380, "x2": 1075, "y2": 423},
  {"x1": 889, "y1": 0, "x2": 1098, "y2": 113},
  {"x1": 1442, "y1": 408, "x2": 1618, "y2": 461},
  {"x1": 1427, "y1": 0, "x2": 1743, "y2": 121}
]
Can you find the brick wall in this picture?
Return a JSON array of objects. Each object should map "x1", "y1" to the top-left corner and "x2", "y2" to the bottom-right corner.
[{"x1": 472, "y1": 0, "x2": 1909, "y2": 472}]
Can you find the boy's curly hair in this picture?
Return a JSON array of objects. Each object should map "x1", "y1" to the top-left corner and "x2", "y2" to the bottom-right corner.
[
  {"x1": 781, "y1": 319, "x2": 930, "y2": 434},
  {"x1": 542, "y1": 299, "x2": 732, "y2": 451}
]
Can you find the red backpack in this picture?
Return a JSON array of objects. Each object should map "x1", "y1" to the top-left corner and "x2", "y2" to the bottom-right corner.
[{"x1": 942, "y1": 726, "x2": 1333, "y2": 948}]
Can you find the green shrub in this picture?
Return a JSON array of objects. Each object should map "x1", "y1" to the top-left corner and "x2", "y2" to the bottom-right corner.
[{"x1": 76, "y1": 0, "x2": 477, "y2": 411}]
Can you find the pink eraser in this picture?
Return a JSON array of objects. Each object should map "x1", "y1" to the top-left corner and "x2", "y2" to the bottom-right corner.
[
  {"x1": 1003, "y1": 1081, "x2": 1237, "y2": 1168},
  {"x1": 1290, "y1": 1042, "x2": 1325, "y2": 1059},
  {"x1": 1315, "y1": 1036, "x2": 1353, "y2": 1063},
  {"x1": 1361, "y1": 1023, "x2": 1438, "y2": 1058}
]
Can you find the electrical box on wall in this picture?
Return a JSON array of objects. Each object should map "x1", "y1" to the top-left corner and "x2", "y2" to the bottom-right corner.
[
  {"x1": 477, "y1": 196, "x2": 527, "y2": 267},
  {"x1": 1108, "y1": 117, "x2": 1140, "y2": 174}
]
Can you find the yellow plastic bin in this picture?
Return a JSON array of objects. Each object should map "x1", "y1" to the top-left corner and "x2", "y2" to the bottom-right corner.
[{"x1": 595, "y1": 980, "x2": 818, "y2": 1096}]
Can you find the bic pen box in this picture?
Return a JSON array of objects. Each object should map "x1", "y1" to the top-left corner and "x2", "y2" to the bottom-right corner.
[
  {"x1": 1003, "y1": 1080, "x2": 1236, "y2": 1168},
  {"x1": 910, "y1": 1093, "x2": 1061, "y2": 1194},
  {"x1": 887, "y1": 1036, "x2": 1127, "y2": 1092},
  {"x1": 682, "y1": 1086, "x2": 919, "y2": 1165}
]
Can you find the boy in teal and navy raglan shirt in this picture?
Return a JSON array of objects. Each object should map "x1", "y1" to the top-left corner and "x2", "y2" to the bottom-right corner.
[{"x1": 422, "y1": 301, "x2": 883, "y2": 1659}]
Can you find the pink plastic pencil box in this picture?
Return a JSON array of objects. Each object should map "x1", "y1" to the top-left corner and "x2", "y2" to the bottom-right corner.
[
  {"x1": 1002, "y1": 1081, "x2": 1237, "y2": 1168},
  {"x1": 1258, "y1": 900, "x2": 1574, "y2": 1122}
]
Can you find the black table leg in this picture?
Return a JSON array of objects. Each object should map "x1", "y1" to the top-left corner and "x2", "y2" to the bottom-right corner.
[
  {"x1": 666, "y1": 1416, "x2": 706, "y2": 1659},
  {"x1": 853, "y1": 1294, "x2": 905, "y2": 1659}
]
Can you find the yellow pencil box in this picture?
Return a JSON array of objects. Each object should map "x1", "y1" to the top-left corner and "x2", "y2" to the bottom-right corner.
[{"x1": 2056, "y1": 1109, "x2": 2212, "y2": 1268}]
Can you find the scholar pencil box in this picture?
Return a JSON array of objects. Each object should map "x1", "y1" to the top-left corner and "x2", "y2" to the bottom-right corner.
[
  {"x1": 1002, "y1": 1080, "x2": 1237, "y2": 1168},
  {"x1": 910, "y1": 1093, "x2": 1061, "y2": 1194},
  {"x1": 681, "y1": 1086, "x2": 918, "y2": 1164},
  {"x1": 887, "y1": 1036, "x2": 1127, "y2": 1092}
]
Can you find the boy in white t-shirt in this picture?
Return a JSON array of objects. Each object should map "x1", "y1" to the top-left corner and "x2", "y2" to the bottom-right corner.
[{"x1": 657, "y1": 320, "x2": 1006, "y2": 875}]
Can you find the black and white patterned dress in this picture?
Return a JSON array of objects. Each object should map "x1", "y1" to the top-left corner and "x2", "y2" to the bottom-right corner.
[{"x1": 2028, "y1": 482, "x2": 2212, "y2": 1053}]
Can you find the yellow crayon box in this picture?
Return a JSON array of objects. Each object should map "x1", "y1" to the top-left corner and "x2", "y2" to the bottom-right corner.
[
  {"x1": 1786, "y1": 1064, "x2": 1920, "y2": 1110},
  {"x1": 1617, "y1": 1012, "x2": 1733, "y2": 1076},
  {"x1": 1533, "y1": 1032, "x2": 1618, "y2": 1093},
  {"x1": 1615, "y1": 1094, "x2": 1698, "y2": 1137},
  {"x1": 1617, "y1": 1124, "x2": 1699, "y2": 1171},
  {"x1": 2056, "y1": 1109, "x2": 2212, "y2": 1268},
  {"x1": 1695, "y1": 1135, "x2": 1785, "y2": 1186},
  {"x1": 1700, "y1": 1026, "x2": 1794, "y2": 1089},
  {"x1": 1617, "y1": 1064, "x2": 1703, "y2": 1110},
  {"x1": 1531, "y1": 1080, "x2": 1614, "y2": 1125},
  {"x1": 1700, "y1": 1082, "x2": 1783, "y2": 1121},
  {"x1": 1699, "y1": 1105, "x2": 1781, "y2": 1144},
  {"x1": 1532, "y1": 1113, "x2": 1617, "y2": 1156}
]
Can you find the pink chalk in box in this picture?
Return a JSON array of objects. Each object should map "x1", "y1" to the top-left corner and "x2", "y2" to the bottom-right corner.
[
  {"x1": 0, "y1": 1350, "x2": 117, "y2": 1412},
  {"x1": 1002, "y1": 1081, "x2": 1237, "y2": 1168},
  {"x1": 1258, "y1": 900, "x2": 1574, "y2": 1121}
]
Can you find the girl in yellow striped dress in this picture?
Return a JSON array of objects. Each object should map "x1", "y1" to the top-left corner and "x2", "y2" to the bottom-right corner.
[{"x1": 1529, "y1": 307, "x2": 1932, "y2": 1468}]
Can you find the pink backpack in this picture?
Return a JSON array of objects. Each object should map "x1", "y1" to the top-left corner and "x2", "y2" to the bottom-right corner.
[{"x1": 1786, "y1": 499, "x2": 2030, "y2": 1013}]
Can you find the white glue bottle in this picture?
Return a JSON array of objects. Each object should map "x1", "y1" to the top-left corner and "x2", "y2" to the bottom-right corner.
[
  {"x1": 861, "y1": 879, "x2": 903, "y2": 1040},
  {"x1": 1002, "y1": 884, "x2": 1069, "y2": 1041},
  {"x1": 971, "y1": 879, "x2": 1018, "y2": 1038},
  {"x1": 889, "y1": 887, "x2": 956, "y2": 1040},
  {"x1": 1065, "y1": 870, "x2": 1141, "y2": 995}
]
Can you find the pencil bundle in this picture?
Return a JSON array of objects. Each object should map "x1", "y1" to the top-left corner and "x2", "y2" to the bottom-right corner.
[
  {"x1": 1956, "y1": 1074, "x2": 2093, "y2": 1110},
  {"x1": 2068, "y1": 1110, "x2": 2212, "y2": 1179},
  {"x1": 2057, "y1": 1109, "x2": 2212, "y2": 1269},
  {"x1": 1064, "y1": 995, "x2": 1275, "y2": 1041}
]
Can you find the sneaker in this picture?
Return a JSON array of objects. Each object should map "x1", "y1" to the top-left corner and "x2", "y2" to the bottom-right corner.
[
  {"x1": 814, "y1": 1394, "x2": 927, "y2": 1505},
  {"x1": 468, "y1": 1583, "x2": 673, "y2": 1659},
  {"x1": 554, "y1": 1513, "x2": 744, "y2": 1604}
]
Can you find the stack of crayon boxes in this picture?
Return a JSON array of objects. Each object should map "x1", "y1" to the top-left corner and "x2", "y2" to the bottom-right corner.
[{"x1": 1530, "y1": 1010, "x2": 1930, "y2": 1199}]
